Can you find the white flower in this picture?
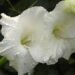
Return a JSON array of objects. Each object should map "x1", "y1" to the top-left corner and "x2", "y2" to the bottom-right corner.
[
  {"x1": 27, "y1": 0, "x2": 75, "y2": 65},
  {"x1": 0, "y1": 7, "x2": 48, "y2": 75},
  {"x1": 45, "y1": 0, "x2": 75, "y2": 64},
  {"x1": 64, "y1": 0, "x2": 75, "y2": 13},
  {"x1": 0, "y1": 1, "x2": 75, "y2": 75}
]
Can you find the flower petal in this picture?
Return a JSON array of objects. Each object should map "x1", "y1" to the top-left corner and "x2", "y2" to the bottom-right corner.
[
  {"x1": 0, "y1": 41, "x2": 37, "y2": 75},
  {"x1": 9, "y1": 45, "x2": 37, "y2": 75},
  {"x1": 47, "y1": 0, "x2": 75, "y2": 61},
  {"x1": 17, "y1": 6, "x2": 48, "y2": 37},
  {"x1": 0, "y1": 13, "x2": 19, "y2": 27},
  {"x1": 0, "y1": 7, "x2": 48, "y2": 42},
  {"x1": 49, "y1": 1, "x2": 75, "y2": 39}
]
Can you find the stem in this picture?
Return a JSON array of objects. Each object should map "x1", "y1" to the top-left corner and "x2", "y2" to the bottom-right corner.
[
  {"x1": 6, "y1": 0, "x2": 20, "y2": 13},
  {"x1": 29, "y1": 0, "x2": 38, "y2": 7}
]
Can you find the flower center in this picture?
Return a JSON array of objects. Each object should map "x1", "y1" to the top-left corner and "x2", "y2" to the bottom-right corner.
[
  {"x1": 53, "y1": 25, "x2": 64, "y2": 39},
  {"x1": 21, "y1": 35, "x2": 31, "y2": 46},
  {"x1": 53, "y1": 24, "x2": 75, "y2": 40}
]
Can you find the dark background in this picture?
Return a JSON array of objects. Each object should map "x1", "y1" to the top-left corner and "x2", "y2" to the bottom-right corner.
[
  {"x1": 0, "y1": 0, "x2": 75, "y2": 75},
  {"x1": 0, "y1": 0, "x2": 61, "y2": 16}
]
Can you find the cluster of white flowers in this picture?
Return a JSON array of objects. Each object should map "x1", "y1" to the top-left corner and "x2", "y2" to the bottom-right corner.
[{"x1": 0, "y1": 0, "x2": 75, "y2": 75}]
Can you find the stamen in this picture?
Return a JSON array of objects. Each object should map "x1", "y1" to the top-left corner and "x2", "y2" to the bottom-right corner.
[
  {"x1": 53, "y1": 25, "x2": 63, "y2": 39},
  {"x1": 21, "y1": 35, "x2": 31, "y2": 46},
  {"x1": 53, "y1": 25, "x2": 75, "y2": 40}
]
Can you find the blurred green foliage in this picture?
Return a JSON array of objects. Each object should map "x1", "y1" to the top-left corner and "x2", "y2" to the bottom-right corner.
[
  {"x1": 0, "y1": 57, "x2": 8, "y2": 68},
  {"x1": 0, "y1": 0, "x2": 5, "y2": 5}
]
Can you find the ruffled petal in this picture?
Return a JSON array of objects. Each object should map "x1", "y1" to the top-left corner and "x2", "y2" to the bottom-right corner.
[
  {"x1": 0, "y1": 7, "x2": 48, "y2": 42},
  {"x1": 0, "y1": 40, "x2": 37, "y2": 75},
  {"x1": 17, "y1": 6, "x2": 48, "y2": 37},
  {"x1": 0, "y1": 40, "x2": 18, "y2": 60},
  {"x1": 48, "y1": 0, "x2": 75, "y2": 61},
  {"x1": 49, "y1": 1, "x2": 75, "y2": 39},
  {"x1": 0, "y1": 13, "x2": 21, "y2": 41},
  {"x1": 0, "y1": 13, "x2": 19, "y2": 27},
  {"x1": 9, "y1": 45, "x2": 37, "y2": 75}
]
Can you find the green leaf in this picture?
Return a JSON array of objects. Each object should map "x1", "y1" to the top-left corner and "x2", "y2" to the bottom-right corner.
[{"x1": 0, "y1": 57, "x2": 8, "y2": 68}]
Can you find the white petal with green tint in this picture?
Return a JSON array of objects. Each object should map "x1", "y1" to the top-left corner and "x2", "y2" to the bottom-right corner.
[
  {"x1": 0, "y1": 6, "x2": 48, "y2": 75},
  {"x1": 46, "y1": 0, "x2": 75, "y2": 63}
]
